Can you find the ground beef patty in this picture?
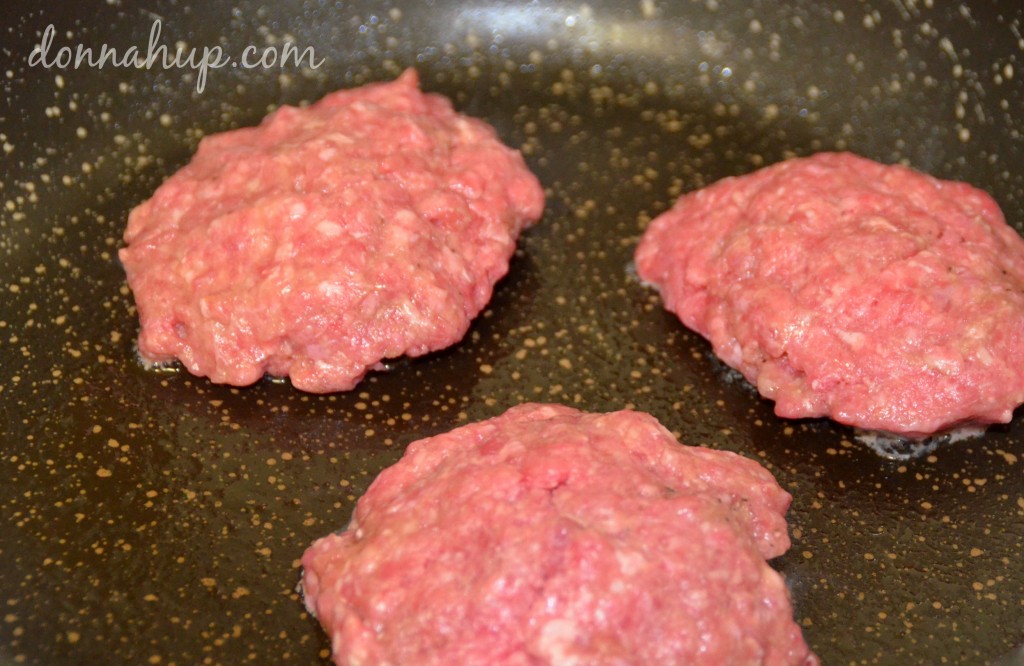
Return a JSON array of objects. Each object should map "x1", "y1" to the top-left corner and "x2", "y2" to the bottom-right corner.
[
  {"x1": 636, "y1": 152, "x2": 1024, "y2": 439},
  {"x1": 119, "y1": 69, "x2": 544, "y2": 393},
  {"x1": 301, "y1": 403, "x2": 817, "y2": 666}
]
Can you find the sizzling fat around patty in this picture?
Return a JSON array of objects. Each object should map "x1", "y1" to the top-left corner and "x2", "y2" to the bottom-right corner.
[{"x1": 636, "y1": 152, "x2": 1024, "y2": 438}]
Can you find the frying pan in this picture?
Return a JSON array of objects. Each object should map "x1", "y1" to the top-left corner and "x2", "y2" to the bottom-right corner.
[{"x1": 2, "y1": 0, "x2": 1022, "y2": 663}]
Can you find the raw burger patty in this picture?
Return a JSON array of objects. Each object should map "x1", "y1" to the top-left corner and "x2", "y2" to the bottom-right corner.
[
  {"x1": 635, "y1": 152, "x2": 1024, "y2": 438},
  {"x1": 119, "y1": 69, "x2": 544, "y2": 393},
  {"x1": 301, "y1": 403, "x2": 817, "y2": 666}
]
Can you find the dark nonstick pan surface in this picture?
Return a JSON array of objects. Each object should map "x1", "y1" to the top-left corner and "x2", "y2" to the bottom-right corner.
[{"x1": 2, "y1": 1, "x2": 1023, "y2": 664}]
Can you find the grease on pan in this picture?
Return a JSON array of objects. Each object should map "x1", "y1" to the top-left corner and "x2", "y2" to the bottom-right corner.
[{"x1": 2, "y1": 1, "x2": 1024, "y2": 664}]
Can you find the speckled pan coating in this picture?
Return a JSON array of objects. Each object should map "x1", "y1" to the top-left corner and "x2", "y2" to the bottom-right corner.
[{"x1": 2, "y1": 1, "x2": 1024, "y2": 665}]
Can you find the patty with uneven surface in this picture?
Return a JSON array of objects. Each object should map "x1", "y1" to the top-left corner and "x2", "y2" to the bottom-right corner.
[
  {"x1": 636, "y1": 152, "x2": 1024, "y2": 439},
  {"x1": 120, "y1": 69, "x2": 544, "y2": 393},
  {"x1": 301, "y1": 403, "x2": 817, "y2": 666}
]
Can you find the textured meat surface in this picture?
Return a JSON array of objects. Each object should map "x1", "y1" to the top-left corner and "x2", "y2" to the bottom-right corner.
[
  {"x1": 301, "y1": 403, "x2": 816, "y2": 666},
  {"x1": 119, "y1": 69, "x2": 544, "y2": 393},
  {"x1": 635, "y1": 152, "x2": 1024, "y2": 438}
]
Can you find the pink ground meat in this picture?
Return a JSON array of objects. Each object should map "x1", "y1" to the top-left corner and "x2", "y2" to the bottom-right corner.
[
  {"x1": 301, "y1": 403, "x2": 817, "y2": 666},
  {"x1": 120, "y1": 69, "x2": 544, "y2": 393},
  {"x1": 636, "y1": 152, "x2": 1024, "y2": 439}
]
